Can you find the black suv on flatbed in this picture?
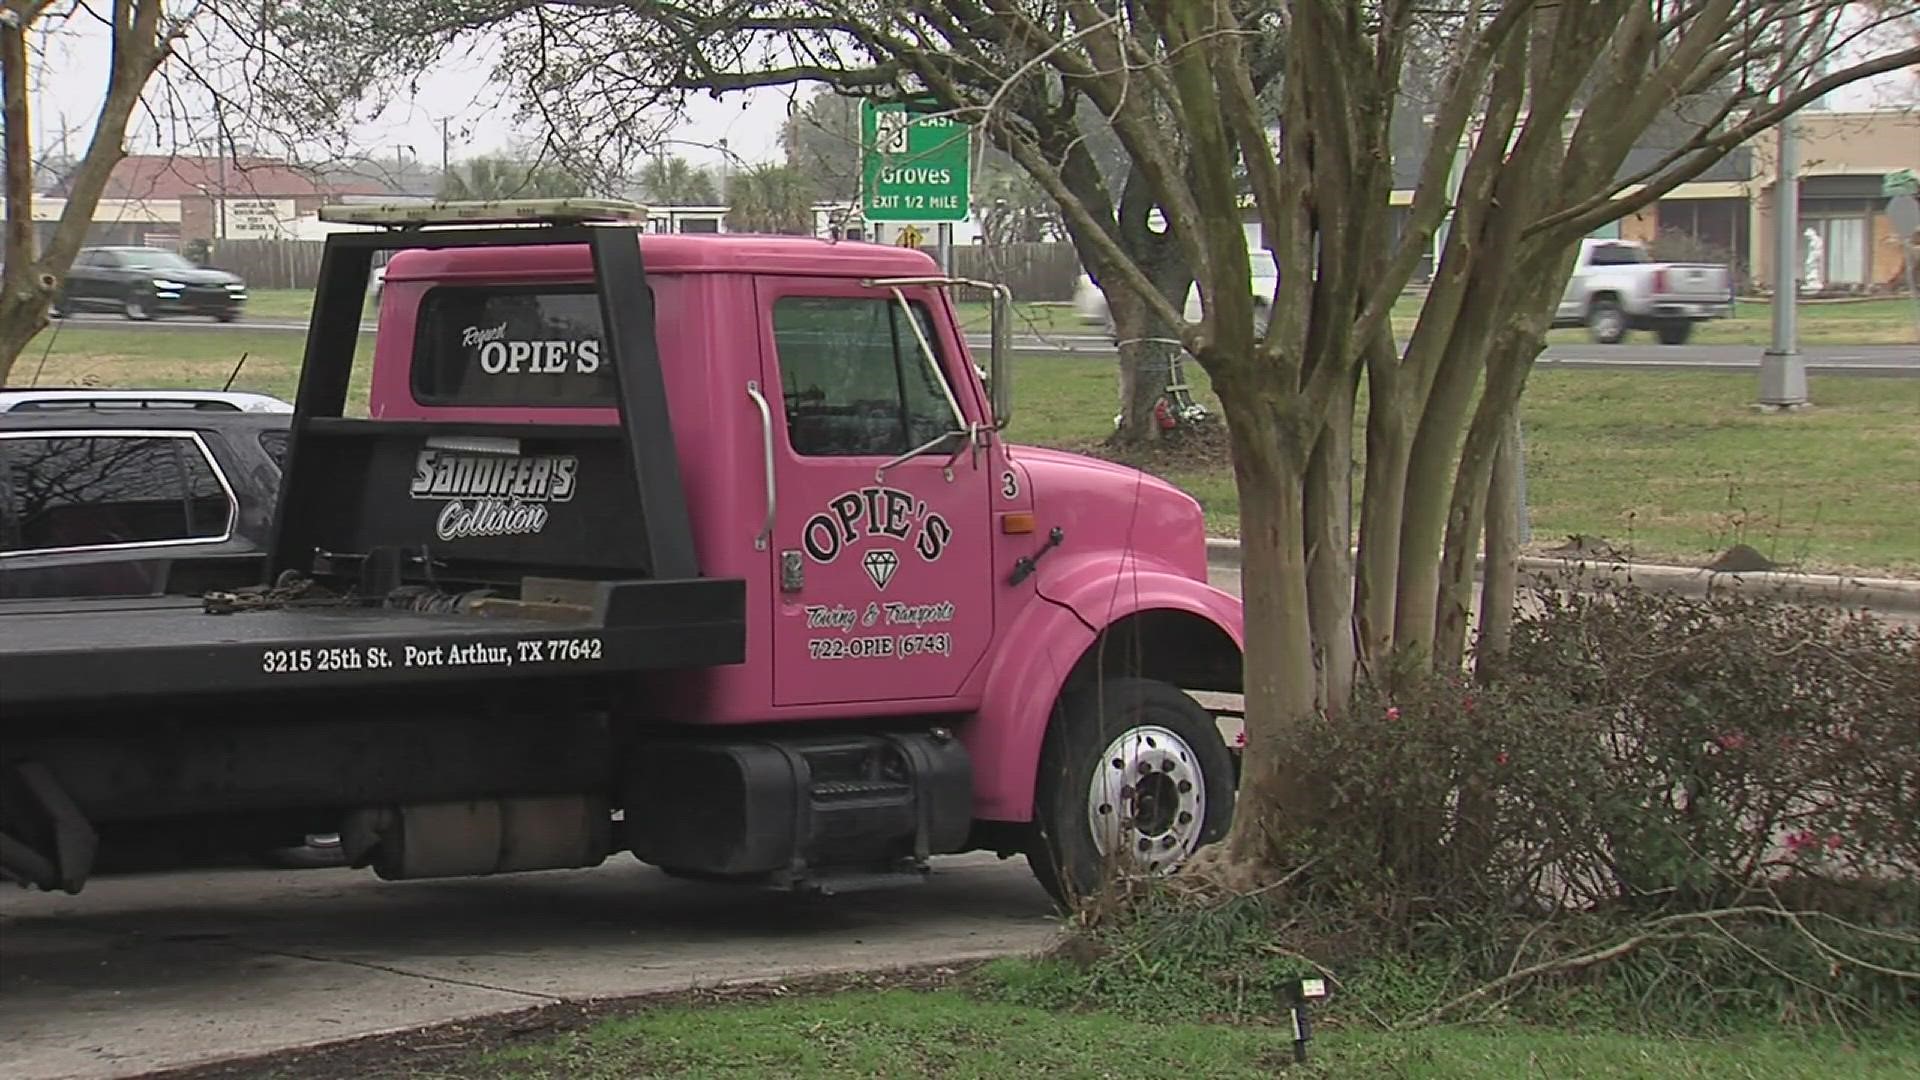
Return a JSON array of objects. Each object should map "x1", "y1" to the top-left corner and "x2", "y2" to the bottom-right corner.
[{"x1": 0, "y1": 410, "x2": 287, "y2": 598}]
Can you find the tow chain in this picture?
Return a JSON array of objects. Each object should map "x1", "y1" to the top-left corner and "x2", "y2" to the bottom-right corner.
[{"x1": 202, "y1": 571, "x2": 342, "y2": 615}]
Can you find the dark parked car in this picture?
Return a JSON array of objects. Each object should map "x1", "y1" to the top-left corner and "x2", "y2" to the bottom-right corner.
[
  {"x1": 49, "y1": 246, "x2": 249, "y2": 322},
  {"x1": 0, "y1": 409, "x2": 287, "y2": 599}
]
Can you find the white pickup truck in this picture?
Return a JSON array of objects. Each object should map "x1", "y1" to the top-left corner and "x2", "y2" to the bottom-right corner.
[{"x1": 1555, "y1": 239, "x2": 1733, "y2": 345}]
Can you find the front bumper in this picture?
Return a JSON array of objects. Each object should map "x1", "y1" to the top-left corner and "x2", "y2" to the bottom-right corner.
[
  {"x1": 152, "y1": 284, "x2": 247, "y2": 315},
  {"x1": 1646, "y1": 301, "x2": 1732, "y2": 320}
]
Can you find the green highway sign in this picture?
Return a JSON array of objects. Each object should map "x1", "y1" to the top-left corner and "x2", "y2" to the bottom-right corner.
[{"x1": 861, "y1": 100, "x2": 971, "y2": 222}]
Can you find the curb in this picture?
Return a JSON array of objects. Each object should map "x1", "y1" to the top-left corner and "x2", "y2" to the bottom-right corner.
[{"x1": 1204, "y1": 538, "x2": 1920, "y2": 615}]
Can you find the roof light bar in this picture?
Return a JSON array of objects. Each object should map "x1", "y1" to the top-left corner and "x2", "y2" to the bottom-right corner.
[{"x1": 318, "y1": 198, "x2": 651, "y2": 229}]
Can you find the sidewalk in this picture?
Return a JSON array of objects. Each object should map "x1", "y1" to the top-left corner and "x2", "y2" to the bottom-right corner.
[{"x1": 1203, "y1": 539, "x2": 1920, "y2": 616}]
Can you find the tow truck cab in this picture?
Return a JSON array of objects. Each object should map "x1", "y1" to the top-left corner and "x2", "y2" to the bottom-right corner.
[{"x1": 0, "y1": 202, "x2": 1242, "y2": 904}]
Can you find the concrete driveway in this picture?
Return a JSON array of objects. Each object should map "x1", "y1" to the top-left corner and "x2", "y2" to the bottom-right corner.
[{"x1": 0, "y1": 855, "x2": 1058, "y2": 1079}]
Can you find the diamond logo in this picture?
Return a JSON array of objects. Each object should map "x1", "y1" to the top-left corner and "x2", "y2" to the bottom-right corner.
[{"x1": 862, "y1": 550, "x2": 900, "y2": 590}]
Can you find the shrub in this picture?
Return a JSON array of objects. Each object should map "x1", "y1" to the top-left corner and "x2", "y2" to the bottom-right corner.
[
  {"x1": 1505, "y1": 576, "x2": 1920, "y2": 910},
  {"x1": 1029, "y1": 581, "x2": 1920, "y2": 1032}
]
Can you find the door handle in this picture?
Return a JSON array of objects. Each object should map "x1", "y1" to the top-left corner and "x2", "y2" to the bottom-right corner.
[{"x1": 746, "y1": 381, "x2": 777, "y2": 550}]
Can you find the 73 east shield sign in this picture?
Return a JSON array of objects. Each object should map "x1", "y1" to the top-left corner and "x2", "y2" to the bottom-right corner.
[{"x1": 861, "y1": 101, "x2": 971, "y2": 223}]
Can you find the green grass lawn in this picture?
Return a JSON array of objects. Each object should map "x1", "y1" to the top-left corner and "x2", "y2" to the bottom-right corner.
[
  {"x1": 1005, "y1": 359, "x2": 1920, "y2": 575},
  {"x1": 240, "y1": 288, "x2": 327, "y2": 322},
  {"x1": 20, "y1": 322, "x2": 1919, "y2": 574},
  {"x1": 236, "y1": 286, "x2": 1918, "y2": 345},
  {"x1": 902, "y1": 294, "x2": 1920, "y2": 347},
  {"x1": 19, "y1": 324, "x2": 370, "y2": 412},
  {"x1": 1386, "y1": 294, "x2": 1919, "y2": 347},
  {"x1": 462, "y1": 986, "x2": 1919, "y2": 1079}
]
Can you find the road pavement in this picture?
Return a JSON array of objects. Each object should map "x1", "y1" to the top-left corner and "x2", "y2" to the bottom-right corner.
[
  {"x1": 41, "y1": 312, "x2": 1919, "y2": 375},
  {"x1": 0, "y1": 856, "x2": 1058, "y2": 1079}
]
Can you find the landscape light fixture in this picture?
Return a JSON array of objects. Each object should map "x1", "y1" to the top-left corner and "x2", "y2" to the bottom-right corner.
[{"x1": 1285, "y1": 975, "x2": 1329, "y2": 1064}]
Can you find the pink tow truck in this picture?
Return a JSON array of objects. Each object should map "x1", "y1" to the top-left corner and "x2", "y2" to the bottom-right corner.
[{"x1": 0, "y1": 201, "x2": 1243, "y2": 904}]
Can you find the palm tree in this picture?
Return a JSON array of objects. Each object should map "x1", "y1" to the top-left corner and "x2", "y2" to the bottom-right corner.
[
  {"x1": 639, "y1": 156, "x2": 718, "y2": 205},
  {"x1": 438, "y1": 156, "x2": 584, "y2": 201},
  {"x1": 725, "y1": 164, "x2": 817, "y2": 235}
]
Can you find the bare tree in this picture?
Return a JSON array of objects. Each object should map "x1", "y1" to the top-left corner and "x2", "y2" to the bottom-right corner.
[
  {"x1": 0, "y1": 1, "x2": 170, "y2": 382},
  {"x1": 243, "y1": 0, "x2": 1920, "y2": 883}
]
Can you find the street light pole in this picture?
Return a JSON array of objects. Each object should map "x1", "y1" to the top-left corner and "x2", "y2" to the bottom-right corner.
[{"x1": 1759, "y1": 11, "x2": 1807, "y2": 409}]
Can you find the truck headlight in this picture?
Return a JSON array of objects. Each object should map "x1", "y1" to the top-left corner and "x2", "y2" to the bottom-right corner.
[{"x1": 153, "y1": 279, "x2": 187, "y2": 290}]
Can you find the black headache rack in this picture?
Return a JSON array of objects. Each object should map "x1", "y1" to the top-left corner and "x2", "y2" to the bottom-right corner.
[{"x1": 0, "y1": 201, "x2": 746, "y2": 711}]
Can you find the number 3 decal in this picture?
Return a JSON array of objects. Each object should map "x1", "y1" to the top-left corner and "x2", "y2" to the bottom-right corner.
[{"x1": 1001, "y1": 470, "x2": 1020, "y2": 499}]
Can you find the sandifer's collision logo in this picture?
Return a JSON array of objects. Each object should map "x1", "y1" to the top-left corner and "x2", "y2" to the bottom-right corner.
[{"x1": 410, "y1": 449, "x2": 579, "y2": 540}]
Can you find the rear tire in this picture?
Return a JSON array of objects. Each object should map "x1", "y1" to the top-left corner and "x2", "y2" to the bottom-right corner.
[
  {"x1": 1586, "y1": 298, "x2": 1626, "y2": 344},
  {"x1": 47, "y1": 293, "x2": 65, "y2": 318},
  {"x1": 1027, "y1": 676, "x2": 1235, "y2": 908},
  {"x1": 1655, "y1": 319, "x2": 1693, "y2": 346}
]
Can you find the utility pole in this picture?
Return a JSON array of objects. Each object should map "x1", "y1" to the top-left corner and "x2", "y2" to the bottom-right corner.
[
  {"x1": 440, "y1": 118, "x2": 451, "y2": 177},
  {"x1": 216, "y1": 143, "x2": 227, "y2": 242},
  {"x1": 1758, "y1": 10, "x2": 1807, "y2": 409}
]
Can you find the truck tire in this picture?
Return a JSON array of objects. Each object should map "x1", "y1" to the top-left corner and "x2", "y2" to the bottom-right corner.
[
  {"x1": 1655, "y1": 320, "x2": 1693, "y2": 346},
  {"x1": 122, "y1": 291, "x2": 152, "y2": 321},
  {"x1": 1027, "y1": 676, "x2": 1236, "y2": 907},
  {"x1": 1586, "y1": 298, "x2": 1626, "y2": 344}
]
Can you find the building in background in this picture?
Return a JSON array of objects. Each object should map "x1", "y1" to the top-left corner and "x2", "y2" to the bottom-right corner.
[
  {"x1": 20, "y1": 155, "x2": 397, "y2": 251},
  {"x1": 1393, "y1": 109, "x2": 1919, "y2": 294}
]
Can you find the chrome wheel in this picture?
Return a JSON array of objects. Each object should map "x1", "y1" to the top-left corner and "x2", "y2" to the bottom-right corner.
[{"x1": 1086, "y1": 724, "x2": 1208, "y2": 872}]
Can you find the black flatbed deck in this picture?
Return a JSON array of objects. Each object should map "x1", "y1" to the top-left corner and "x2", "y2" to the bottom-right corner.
[{"x1": 0, "y1": 578, "x2": 744, "y2": 709}]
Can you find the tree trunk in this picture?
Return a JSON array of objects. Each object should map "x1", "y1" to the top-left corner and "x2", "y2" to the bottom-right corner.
[
  {"x1": 1, "y1": 17, "x2": 38, "y2": 387},
  {"x1": 1475, "y1": 415, "x2": 1521, "y2": 682},
  {"x1": 1389, "y1": 345, "x2": 1484, "y2": 661},
  {"x1": 0, "y1": 294, "x2": 47, "y2": 378},
  {"x1": 0, "y1": 0, "x2": 166, "y2": 381},
  {"x1": 1214, "y1": 392, "x2": 1321, "y2": 880},
  {"x1": 1435, "y1": 331, "x2": 1543, "y2": 670},
  {"x1": 1353, "y1": 389, "x2": 1411, "y2": 672},
  {"x1": 1111, "y1": 317, "x2": 1171, "y2": 444},
  {"x1": 1107, "y1": 261, "x2": 1193, "y2": 448},
  {"x1": 1304, "y1": 381, "x2": 1356, "y2": 714}
]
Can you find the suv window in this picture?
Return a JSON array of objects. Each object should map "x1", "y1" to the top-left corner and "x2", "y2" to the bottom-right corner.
[
  {"x1": 773, "y1": 297, "x2": 960, "y2": 457},
  {"x1": 0, "y1": 434, "x2": 233, "y2": 554},
  {"x1": 258, "y1": 429, "x2": 289, "y2": 470},
  {"x1": 412, "y1": 285, "x2": 617, "y2": 407}
]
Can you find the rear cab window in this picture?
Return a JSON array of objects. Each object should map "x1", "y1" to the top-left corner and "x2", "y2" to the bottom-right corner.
[
  {"x1": 411, "y1": 285, "x2": 617, "y2": 408},
  {"x1": 1588, "y1": 243, "x2": 1650, "y2": 266}
]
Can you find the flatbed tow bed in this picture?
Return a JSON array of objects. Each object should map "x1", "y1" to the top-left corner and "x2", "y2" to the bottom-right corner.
[{"x1": 0, "y1": 575, "x2": 740, "y2": 710}]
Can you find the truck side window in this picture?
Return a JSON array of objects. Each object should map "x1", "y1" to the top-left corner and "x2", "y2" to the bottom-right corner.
[
  {"x1": 0, "y1": 435, "x2": 233, "y2": 553},
  {"x1": 773, "y1": 297, "x2": 960, "y2": 457}
]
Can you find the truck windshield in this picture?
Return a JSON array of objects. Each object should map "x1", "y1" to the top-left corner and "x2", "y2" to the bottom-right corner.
[{"x1": 410, "y1": 284, "x2": 621, "y2": 407}]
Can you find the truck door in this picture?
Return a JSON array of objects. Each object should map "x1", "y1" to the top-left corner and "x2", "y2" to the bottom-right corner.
[{"x1": 756, "y1": 280, "x2": 992, "y2": 708}]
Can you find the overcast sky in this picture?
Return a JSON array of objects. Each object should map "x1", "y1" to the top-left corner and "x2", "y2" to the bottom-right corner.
[
  {"x1": 28, "y1": 10, "x2": 1916, "y2": 178},
  {"x1": 31, "y1": 14, "x2": 797, "y2": 174}
]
